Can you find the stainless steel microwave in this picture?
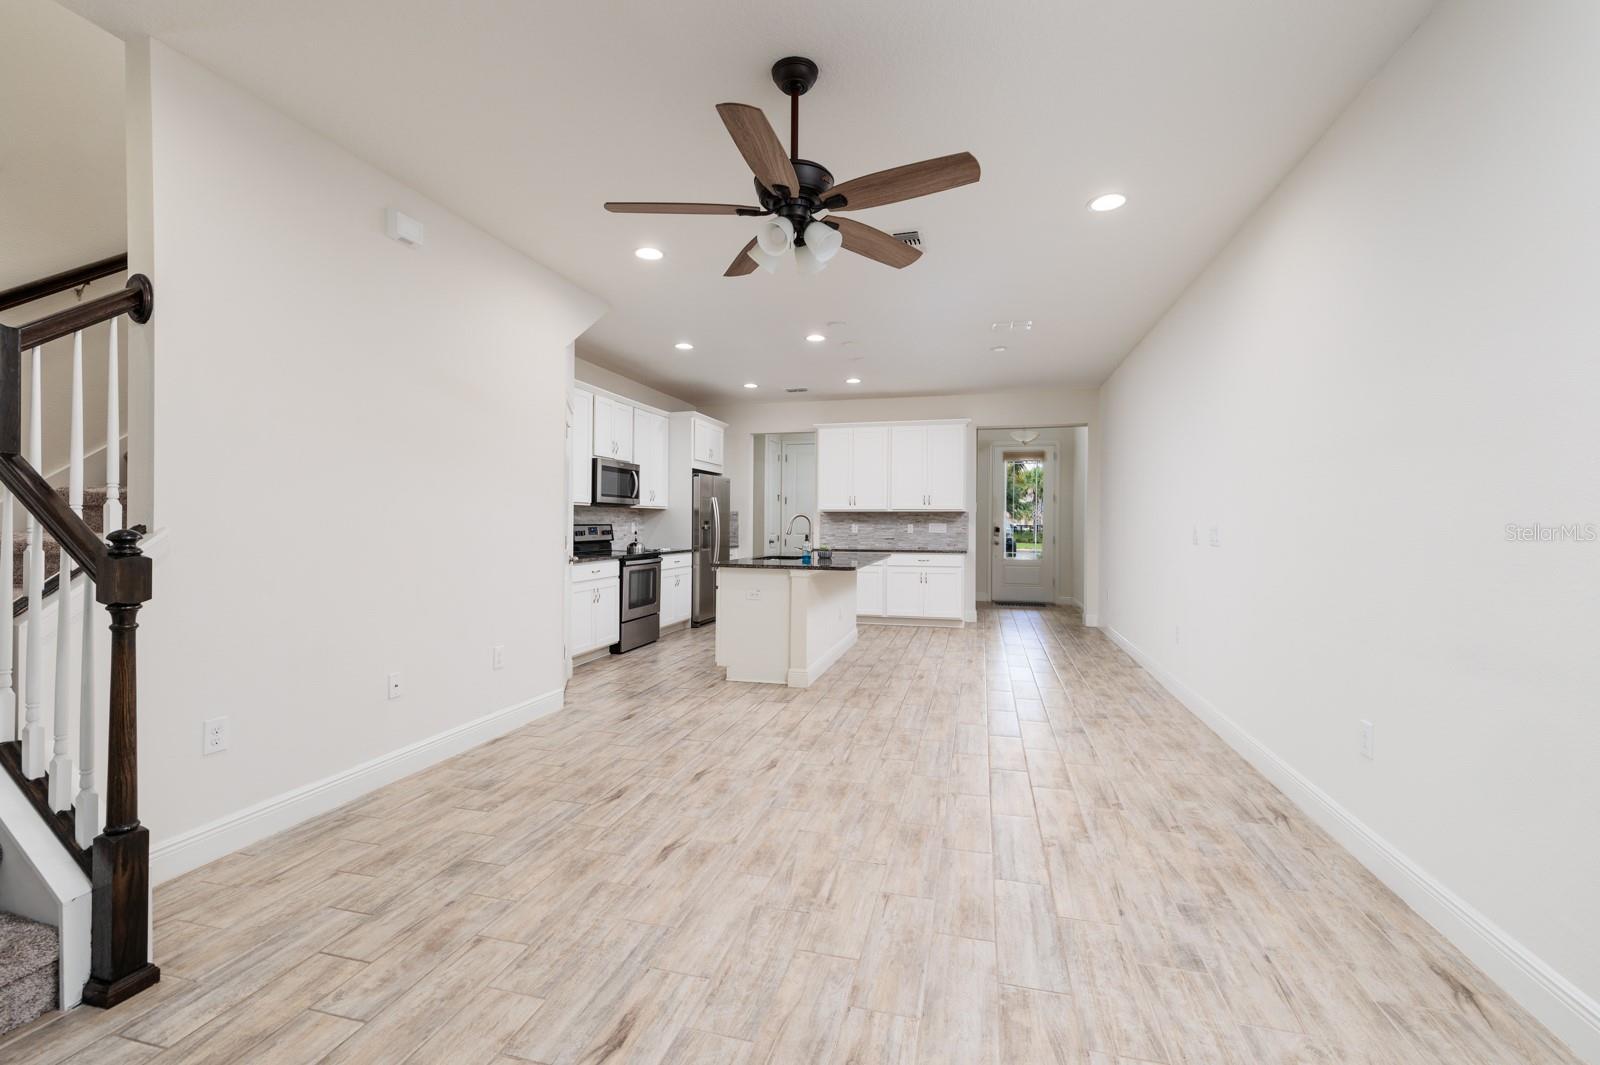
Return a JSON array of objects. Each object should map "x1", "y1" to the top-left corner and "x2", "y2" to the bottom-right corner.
[{"x1": 592, "y1": 456, "x2": 640, "y2": 505}]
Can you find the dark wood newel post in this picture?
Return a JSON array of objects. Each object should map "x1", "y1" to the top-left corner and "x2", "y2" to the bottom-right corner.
[{"x1": 83, "y1": 529, "x2": 161, "y2": 1007}]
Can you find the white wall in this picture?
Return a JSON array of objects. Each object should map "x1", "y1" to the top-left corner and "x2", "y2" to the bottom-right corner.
[
  {"x1": 574, "y1": 356, "x2": 691, "y2": 412},
  {"x1": 126, "y1": 40, "x2": 604, "y2": 875},
  {"x1": 703, "y1": 387, "x2": 1102, "y2": 624},
  {"x1": 1099, "y1": 1, "x2": 1600, "y2": 1056}
]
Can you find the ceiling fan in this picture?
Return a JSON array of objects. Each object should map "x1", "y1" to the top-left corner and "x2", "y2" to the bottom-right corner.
[{"x1": 604, "y1": 56, "x2": 980, "y2": 276}]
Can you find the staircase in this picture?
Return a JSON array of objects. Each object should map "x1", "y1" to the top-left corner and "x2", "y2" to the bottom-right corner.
[
  {"x1": 0, "y1": 258, "x2": 159, "y2": 1013},
  {"x1": 0, "y1": 847, "x2": 58, "y2": 1037},
  {"x1": 10, "y1": 486, "x2": 124, "y2": 600}
]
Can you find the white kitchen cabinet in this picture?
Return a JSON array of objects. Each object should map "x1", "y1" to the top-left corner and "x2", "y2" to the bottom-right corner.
[
  {"x1": 925, "y1": 424, "x2": 966, "y2": 508},
  {"x1": 593, "y1": 394, "x2": 634, "y2": 460},
  {"x1": 660, "y1": 554, "x2": 693, "y2": 626},
  {"x1": 817, "y1": 425, "x2": 889, "y2": 510},
  {"x1": 691, "y1": 416, "x2": 725, "y2": 470},
  {"x1": 883, "y1": 553, "x2": 966, "y2": 621},
  {"x1": 856, "y1": 563, "x2": 885, "y2": 616},
  {"x1": 634, "y1": 408, "x2": 669, "y2": 508},
  {"x1": 570, "y1": 389, "x2": 594, "y2": 505},
  {"x1": 890, "y1": 423, "x2": 966, "y2": 510},
  {"x1": 569, "y1": 560, "x2": 620, "y2": 655},
  {"x1": 884, "y1": 567, "x2": 924, "y2": 617}
]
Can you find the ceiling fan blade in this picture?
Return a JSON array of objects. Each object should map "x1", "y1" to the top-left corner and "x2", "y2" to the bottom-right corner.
[
  {"x1": 832, "y1": 218, "x2": 921, "y2": 269},
  {"x1": 826, "y1": 152, "x2": 980, "y2": 211},
  {"x1": 604, "y1": 202, "x2": 762, "y2": 215},
  {"x1": 716, "y1": 103, "x2": 800, "y2": 195},
  {"x1": 724, "y1": 238, "x2": 760, "y2": 277}
]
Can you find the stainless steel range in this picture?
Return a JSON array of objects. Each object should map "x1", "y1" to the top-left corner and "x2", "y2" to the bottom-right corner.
[{"x1": 573, "y1": 523, "x2": 660, "y2": 653}]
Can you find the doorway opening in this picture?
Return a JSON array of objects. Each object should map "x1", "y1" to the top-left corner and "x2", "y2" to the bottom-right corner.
[
  {"x1": 976, "y1": 427, "x2": 1088, "y2": 611},
  {"x1": 753, "y1": 431, "x2": 817, "y2": 556}
]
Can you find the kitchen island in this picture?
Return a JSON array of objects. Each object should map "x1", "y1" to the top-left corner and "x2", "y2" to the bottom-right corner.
[{"x1": 713, "y1": 551, "x2": 890, "y2": 687}]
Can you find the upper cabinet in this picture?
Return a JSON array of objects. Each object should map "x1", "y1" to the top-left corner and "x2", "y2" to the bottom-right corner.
[
  {"x1": 593, "y1": 394, "x2": 634, "y2": 460},
  {"x1": 691, "y1": 416, "x2": 725, "y2": 471},
  {"x1": 890, "y1": 423, "x2": 966, "y2": 510},
  {"x1": 570, "y1": 389, "x2": 594, "y2": 505},
  {"x1": 819, "y1": 421, "x2": 964, "y2": 511},
  {"x1": 634, "y1": 407, "x2": 669, "y2": 508},
  {"x1": 817, "y1": 425, "x2": 889, "y2": 510}
]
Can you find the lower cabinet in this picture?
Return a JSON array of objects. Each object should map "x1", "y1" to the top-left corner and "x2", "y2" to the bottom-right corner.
[
  {"x1": 882, "y1": 554, "x2": 965, "y2": 621},
  {"x1": 856, "y1": 563, "x2": 886, "y2": 617},
  {"x1": 569, "y1": 560, "x2": 620, "y2": 655},
  {"x1": 660, "y1": 553, "x2": 692, "y2": 626}
]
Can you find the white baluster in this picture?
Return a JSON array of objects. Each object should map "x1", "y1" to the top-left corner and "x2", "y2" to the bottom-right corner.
[
  {"x1": 21, "y1": 346, "x2": 46, "y2": 779},
  {"x1": 0, "y1": 489, "x2": 12, "y2": 743},
  {"x1": 75, "y1": 575, "x2": 98, "y2": 848},
  {"x1": 48, "y1": 332, "x2": 85, "y2": 810},
  {"x1": 104, "y1": 321, "x2": 122, "y2": 534}
]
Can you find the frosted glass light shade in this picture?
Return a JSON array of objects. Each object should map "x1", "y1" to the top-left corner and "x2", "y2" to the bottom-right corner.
[
  {"x1": 803, "y1": 221, "x2": 842, "y2": 262},
  {"x1": 757, "y1": 216, "x2": 795, "y2": 256}
]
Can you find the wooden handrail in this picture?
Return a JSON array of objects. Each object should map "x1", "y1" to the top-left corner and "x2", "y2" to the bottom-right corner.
[
  {"x1": 0, "y1": 272, "x2": 159, "y2": 1009},
  {"x1": 0, "y1": 255, "x2": 128, "y2": 314}
]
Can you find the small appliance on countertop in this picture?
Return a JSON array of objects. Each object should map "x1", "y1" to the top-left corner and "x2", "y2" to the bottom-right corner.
[{"x1": 573, "y1": 524, "x2": 662, "y2": 654}]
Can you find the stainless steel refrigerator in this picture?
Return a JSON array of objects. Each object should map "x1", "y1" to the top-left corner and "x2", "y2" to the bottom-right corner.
[{"x1": 691, "y1": 471, "x2": 730, "y2": 626}]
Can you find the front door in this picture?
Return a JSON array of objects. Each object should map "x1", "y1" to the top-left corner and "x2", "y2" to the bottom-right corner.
[{"x1": 990, "y1": 446, "x2": 1055, "y2": 604}]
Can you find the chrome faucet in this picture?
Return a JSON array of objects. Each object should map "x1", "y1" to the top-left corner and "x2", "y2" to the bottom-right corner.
[{"x1": 785, "y1": 514, "x2": 813, "y2": 553}]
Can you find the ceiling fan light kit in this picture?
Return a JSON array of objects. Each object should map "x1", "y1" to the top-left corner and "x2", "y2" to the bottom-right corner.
[{"x1": 604, "y1": 55, "x2": 980, "y2": 276}]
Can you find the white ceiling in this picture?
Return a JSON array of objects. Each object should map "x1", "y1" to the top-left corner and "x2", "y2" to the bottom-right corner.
[
  {"x1": 0, "y1": 0, "x2": 124, "y2": 294},
  {"x1": 61, "y1": 0, "x2": 1433, "y2": 403}
]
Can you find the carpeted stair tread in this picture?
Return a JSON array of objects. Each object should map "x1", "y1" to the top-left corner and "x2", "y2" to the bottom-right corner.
[{"x1": 0, "y1": 911, "x2": 58, "y2": 1037}]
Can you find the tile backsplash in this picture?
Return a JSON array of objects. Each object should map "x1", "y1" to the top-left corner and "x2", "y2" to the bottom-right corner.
[{"x1": 819, "y1": 512, "x2": 968, "y2": 551}]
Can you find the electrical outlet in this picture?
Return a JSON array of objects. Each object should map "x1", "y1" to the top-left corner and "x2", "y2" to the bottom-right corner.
[
  {"x1": 905, "y1": 523, "x2": 914, "y2": 534},
  {"x1": 491, "y1": 644, "x2": 505, "y2": 670},
  {"x1": 745, "y1": 588, "x2": 762, "y2": 601},
  {"x1": 202, "y1": 716, "x2": 228, "y2": 755},
  {"x1": 387, "y1": 672, "x2": 404, "y2": 700},
  {"x1": 1360, "y1": 720, "x2": 1375, "y2": 760}
]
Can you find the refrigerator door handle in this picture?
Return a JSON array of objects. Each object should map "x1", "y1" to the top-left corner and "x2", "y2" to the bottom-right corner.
[{"x1": 710, "y1": 495, "x2": 722, "y2": 564}]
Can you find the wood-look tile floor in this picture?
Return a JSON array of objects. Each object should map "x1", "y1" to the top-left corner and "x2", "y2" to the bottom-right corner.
[{"x1": 1, "y1": 606, "x2": 1581, "y2": 1064}]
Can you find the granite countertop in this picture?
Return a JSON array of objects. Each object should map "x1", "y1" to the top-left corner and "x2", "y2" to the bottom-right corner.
[
  {"x1": 715, "y1": 550, "x2": 891, "y2": 571},
  {"x1": 569, "y1": 547, "x2": 692, "y2": 562}
]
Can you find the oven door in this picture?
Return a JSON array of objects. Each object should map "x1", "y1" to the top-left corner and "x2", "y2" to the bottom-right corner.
[
  {"x1": 619, "y1": 557, "x2": 661, "y2": 623},
  {"x1": 593, "y1": 458, "x2": 640, "y2": 505}
]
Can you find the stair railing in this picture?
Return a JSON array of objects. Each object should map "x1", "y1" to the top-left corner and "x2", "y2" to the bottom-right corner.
[{"x1": 0, "y1": 263, "x2": 158, "y2": 1007}]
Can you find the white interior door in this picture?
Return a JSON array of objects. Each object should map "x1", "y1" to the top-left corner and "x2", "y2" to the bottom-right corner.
[
  {"x1": 779, "y1": 438, "x2": 818, "y2": 552},
  {"x1": 990, "y1": 445, "x2": 1056, "y2": 604}
]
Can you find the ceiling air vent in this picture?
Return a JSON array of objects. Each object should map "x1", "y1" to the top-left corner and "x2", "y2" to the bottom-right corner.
[
  {"x1": 893, "y1": 231, "x2": 922, "y2": 246},
  {"x1": 785, "y1": 387, "x2": 809, "y2": 393}
]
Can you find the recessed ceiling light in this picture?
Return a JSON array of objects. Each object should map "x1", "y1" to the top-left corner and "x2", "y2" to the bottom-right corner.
[
  {"x1": 990, "y1": 345, "x2": 1007, "y2": 353},
  {"x1": 634, "y1": 246, "x2": 664, "y2": 260},
  {"x1": 674, "y1": 341, "x2": 693, "y2": 351},
  {"x1": 743, "y1": 382, "x2": 758, "y2": 389},
  {"x1": 1087, "y1": 193, "x2": 1127, "y2": 212},
  {"x1": 845, "y1": 377, "x2": 862, "y2": 385},
  {"x1": 805, "y1": 333, "x2": 826, "y2": 343}
]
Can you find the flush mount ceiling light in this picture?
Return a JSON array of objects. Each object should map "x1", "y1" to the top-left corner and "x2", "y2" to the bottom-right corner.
[
  {"x1": 1009, "y1": 429, "x2": 1041, "y2": 444},
  {"x1": 634, "y1": 246, "x2": 664, "y2": 260},
  {"x1": 845, "y1": 377, "x2": 862, "y2": 384},
  {"x1": 674, "y1": 341, "x2": 694, "y2": 350},
  {"x1": 805, "y1": 333, "x2": 826, "y2": 343},
  {"x1": 1087, "y1": 192, "x2": 1127, "y2": 212},
  {"x1": 743, "y1": 382, "x2": 759, "y2": 389},
  {"x1": 604, "y1": 56, "x2": 979, "y2": 277}
]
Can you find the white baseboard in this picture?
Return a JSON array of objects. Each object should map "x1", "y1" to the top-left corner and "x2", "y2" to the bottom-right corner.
[
  {"x1": 1083, "y1": 612, "x2": 1099, "y2": 627},
  {"x1": 1055, "y1": 595, "x2": 1083, "y2": 609},
  {"x1": 1104, "y1": 624, "x2": 1600, "y2": 1064},
  {"x1": 787, "y1": 629, "x2": 857, "y2": 688},
  {"x1": 150, "y1": 687, "x2": 564, "y2": 884},
  {"x1": 859, "y1": 616, "x2": 966, "y2": 629}
]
